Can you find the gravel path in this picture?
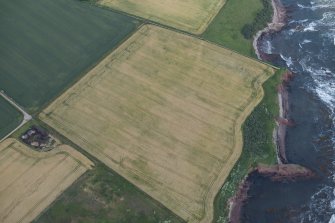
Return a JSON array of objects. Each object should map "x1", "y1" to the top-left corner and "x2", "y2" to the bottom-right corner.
[{"x1": 0, "y1": 90, "x2": 32, "y2": 142}]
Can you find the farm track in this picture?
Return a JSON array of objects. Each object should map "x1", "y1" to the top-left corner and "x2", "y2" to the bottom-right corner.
[{"x1": 0, "y1": 91, "x2": 32, "y2": 143}]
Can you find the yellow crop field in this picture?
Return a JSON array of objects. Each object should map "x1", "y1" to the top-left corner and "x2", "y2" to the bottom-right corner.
[
  {"x1": 97, "y1": 0, "x2": 226, "y2": 34},
  {"x1": 40, "y1": 25, "x2": 274, "y2": 222},
  {"x1": 0, "y1": 138, "x2": 93, "y2": 223}
]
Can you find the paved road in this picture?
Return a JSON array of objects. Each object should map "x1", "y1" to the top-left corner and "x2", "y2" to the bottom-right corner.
[{"x1": 0, "y1": 91, "x2": 32, "y2": 142}]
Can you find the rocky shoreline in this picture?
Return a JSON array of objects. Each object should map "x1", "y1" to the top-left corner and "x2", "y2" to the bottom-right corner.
[
  {"x1": 228, "y1": 164, "x2": 316, "y2": 223},
  {"x1": 228, "y1": 1, "x2": 317, "y2": 222},
  {"x1": 254, "y1": 0, "x2": 292, "y2": 165},
  {"x1": 253, "y1": 0, "x2": 287, "y2": 60}
]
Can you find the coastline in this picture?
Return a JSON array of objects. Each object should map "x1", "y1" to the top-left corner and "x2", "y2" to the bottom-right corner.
[
  {"x1": 254, "y1": 0, "x2": 288, "y2": 164},
  {"x1": 255, "y1": 0, "x2": 289, "y2": 160},
  {"x1": 228, "y1": 0, "x2": 323, "y2": 222},
  {"x1": 228, "y1": 1, "x2": 296, "y2": 222},
  {"x1": 253, "y1": 0, "x2": 287, "y2": 60},
  {"x1": 228, "y1": 164, "x2": 315, "y2": 223}
]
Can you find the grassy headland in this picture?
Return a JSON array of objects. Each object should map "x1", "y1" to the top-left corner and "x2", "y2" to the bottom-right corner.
[
  {"x1": 202, "y1": 0, "x2": 273, "y2": 57},
  {"x1": 241, "y1": 0, "x2": 273, "y2": 39},
  {"x1": 202, "y1": 1, "x2": 280, "y2": 221},
  {"x1": 213, "y1": 69, "x2": 285, "y2": 223}
]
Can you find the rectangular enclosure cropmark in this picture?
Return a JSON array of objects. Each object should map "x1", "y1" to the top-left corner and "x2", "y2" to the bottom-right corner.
[
  {"x1": 0, "y1": 139, "x2": 93, "y2": 223},
  {"x1": 40, "y1": 25, "x2": 274, "y2": 222},
  {"x1": 97, "y1": 0, "x2": 226, "y2": 34}
]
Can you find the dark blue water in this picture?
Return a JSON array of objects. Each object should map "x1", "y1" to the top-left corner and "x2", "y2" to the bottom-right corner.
[{"x1": 242, "y1": 0, "x2": 335, "y2": 222}]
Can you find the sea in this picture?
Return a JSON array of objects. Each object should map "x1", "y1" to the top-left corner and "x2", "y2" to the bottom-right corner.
[{"x1": 241, "y1": 0, "x2": 335, "y2": 222}]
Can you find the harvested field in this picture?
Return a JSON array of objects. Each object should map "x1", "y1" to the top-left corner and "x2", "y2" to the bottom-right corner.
[
  {"x1": 0, "y1": 138, "x2": 93, "y2": 223},
  {"x1": 0, "y1": 97, "x2": 22, "y2": 139},
  {"x1": 96, "y1": 0, "x2": 226, "y2": 34},
  {"x1": 0, "y1": 0, "x2": 138, "y2": 112},
  {"x1": 40, "y1": 25, "x2": 275, "y2": 222}
]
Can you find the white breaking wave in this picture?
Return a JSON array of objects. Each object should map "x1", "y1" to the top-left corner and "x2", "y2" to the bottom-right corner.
[
  {"x1": 320, "y1": 12, "x2": 335, "y2": 27},
  {"x1": 298, "y1": 186, "x2": 334, "y2": 223},
  {"x1": 299, "y1": 0, "x2": 335, "y2": 33},
  {"x1": 299, "y1": 59, "x2": 335, "y2": 112},
  {"x1": 255, "y1": 0, "x2": 335, "y2": 221},
  {"x1": 264, "y1": 40, "x2": 273, "y2": 54},
  {"x1": 297, "y1": 3, "x2": 310, "y2": 9},
  {"x1": 290, "y1": 1, "x2": 335, "y2": 222},
  {"x1": 330, "y1": 215, "x2": 335, "y2": 223},
  {"x1": 299, "y1": 39, "x2": 312, "y2": 48},
  {"x1": 298, "y1": 0, "x2": 335, "y2": 10},
  {"x1": 304, "y1": 22, "x2": 318, "y2": 32},
  {"x1": 280, "y1": 54, "x2": 293, "y2": 67},
  {"x1": 315, "y1": 86, "x2": 335, "y2": 110},
  {"x1": 289, "y1": 19, "x2": 309, "y2": 24},
  {"x1": 302, "y1": 39, "x2": 312, "y2": 44}
]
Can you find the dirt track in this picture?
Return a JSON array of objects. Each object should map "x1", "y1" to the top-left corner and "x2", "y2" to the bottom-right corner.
[{"x1": 0, "y1": 91, "x2": 31, "y2": 143}]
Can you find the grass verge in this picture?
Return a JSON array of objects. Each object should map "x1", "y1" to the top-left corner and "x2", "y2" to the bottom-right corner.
[
  {"x1": 202, "y1": 0, "x2": 272, "y2": 57},
  {"x1": 213, "y1": 69, "x2": 285, "y2": 223}
]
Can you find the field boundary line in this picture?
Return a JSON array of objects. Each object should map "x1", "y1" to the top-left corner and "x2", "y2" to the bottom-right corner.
[
  {"x1": 18, "y1": 164, "x2": 82, "y2": 223},
  {"x1": 35, "y1": 23, "x2": 145, "y2": 116},
  {"x1": 80, "y1": 0, "x2": 279, "y2": 70},
  {"x1": 199, "y1": 69, "x2": 274, "y2": 223}
]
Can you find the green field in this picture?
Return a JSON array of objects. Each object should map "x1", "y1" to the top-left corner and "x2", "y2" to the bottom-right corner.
[
  {"x1": 0, "y1": 0, "x2": 138, "y2": 113},
  {"x1": 34, "y1": 164, "x2": 185, "y2": 223},
  {"x1": 0, "y1": 97, "x2": 22, "y2": 139},
  {"x1": 203, "y1": 0, "x2": 264, "y2": 57}
]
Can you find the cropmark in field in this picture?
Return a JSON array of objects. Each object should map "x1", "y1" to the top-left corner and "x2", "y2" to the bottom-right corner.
[
  {"x1": 96, "y1": 0, "x2": 226, "y2": 34},
  {"x1": 40, "y1": 25, "x2": 275, "y2": 222},
  {"x1": 0, "y1": 138, "x2": 93, "y2": 223}
]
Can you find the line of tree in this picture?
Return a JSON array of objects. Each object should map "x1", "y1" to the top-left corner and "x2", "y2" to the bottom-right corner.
[{"x1": 241, "y1": 0, "x2": 273, "y2": 39}]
